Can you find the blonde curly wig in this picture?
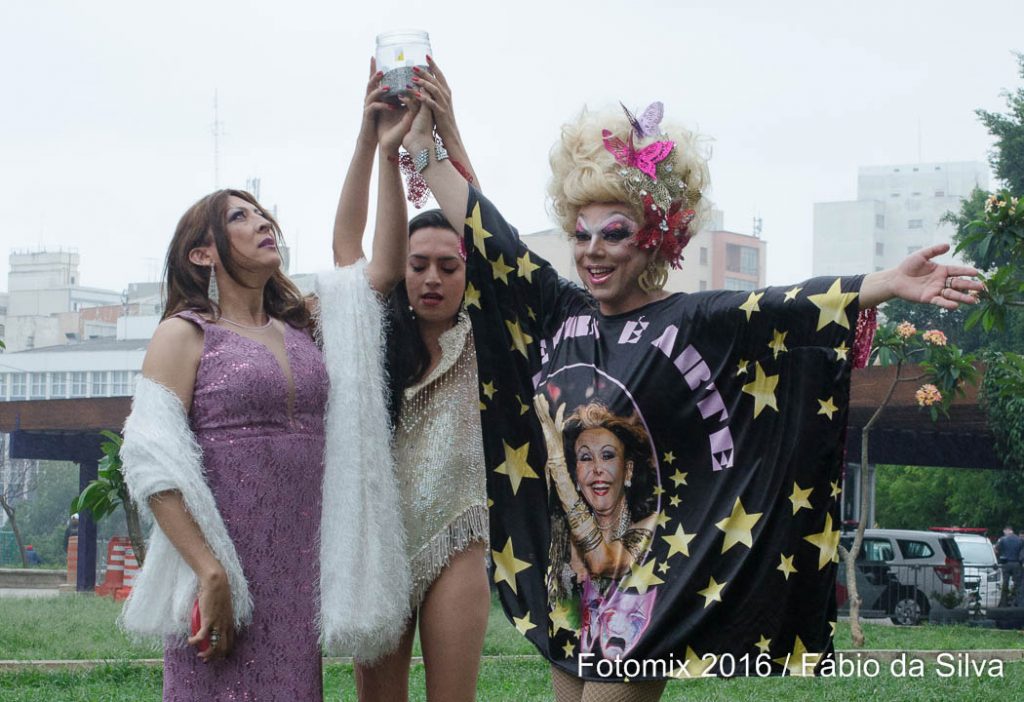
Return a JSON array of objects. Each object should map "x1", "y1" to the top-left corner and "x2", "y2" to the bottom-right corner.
[{"x1": 547, "y1": 106, "x2": 712, "y2": 270}]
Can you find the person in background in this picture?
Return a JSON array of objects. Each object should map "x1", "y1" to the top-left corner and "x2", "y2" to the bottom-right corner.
[{"x1": 995, "y1": 525, "x2": 1023, "y2": 606}]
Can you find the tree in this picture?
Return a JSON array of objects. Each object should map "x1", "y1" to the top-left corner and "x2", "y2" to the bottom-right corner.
[
  {"x1": 976, "y1": 52, "x2": 1024, "y2": 195},
  {"x1": 0, "y1": 437, "x2": 37, "y2": 568},
  {"x1": 70, "y1": 431, "x2": 146, "y2": 565},
  {"x1": 840, "y1": 318, "x2": 976, "y2": 646}
]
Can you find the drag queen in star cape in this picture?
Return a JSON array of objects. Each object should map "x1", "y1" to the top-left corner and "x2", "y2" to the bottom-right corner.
[{"x1": 400, "y1": 91, "x2": 981, "y2": 700}]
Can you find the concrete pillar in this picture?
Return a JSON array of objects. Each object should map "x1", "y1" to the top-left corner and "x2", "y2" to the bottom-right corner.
[{"x1": 76, "y1": 459, "x2": 98, "y2": 593}]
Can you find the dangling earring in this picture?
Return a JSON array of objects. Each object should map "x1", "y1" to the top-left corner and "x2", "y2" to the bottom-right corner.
[
  {"x1": 208, "y1": 263, "x2": 220, "y2": 304},
  {"x1": 638, "y1": 259, "x2": 667, "y2": 294},
  {"x1": 407, "y1": 304, "x2": 416, "y2": 321},
  {"x1": 625, "y1": 478, "x2": 632, "y2": 487}
]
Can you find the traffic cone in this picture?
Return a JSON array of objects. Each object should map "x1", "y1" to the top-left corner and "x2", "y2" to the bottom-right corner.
[
  {"x1": 95, "y1": 537, "x2": 127, "y2": 598},
  {"x1": 115, "y1": 545, "x2": 140, "y2": 601}
]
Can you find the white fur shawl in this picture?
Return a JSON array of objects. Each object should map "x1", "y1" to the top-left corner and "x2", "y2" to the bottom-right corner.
[
  {"x1": 118, "y1": 376, "x2": 253, "y2": 641},
  {"x1": 316, "y1": 261, "x2": 411, "y2": 661}
]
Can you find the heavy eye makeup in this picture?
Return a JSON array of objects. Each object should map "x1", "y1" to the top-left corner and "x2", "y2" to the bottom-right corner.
[{"x1": 573, "y1": 214, "x2": 638, "y2": 244}]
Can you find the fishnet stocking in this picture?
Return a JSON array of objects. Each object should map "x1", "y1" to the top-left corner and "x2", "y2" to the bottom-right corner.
[{"x1": 551, "y1": 665, "x2": 667, "y2": 702}]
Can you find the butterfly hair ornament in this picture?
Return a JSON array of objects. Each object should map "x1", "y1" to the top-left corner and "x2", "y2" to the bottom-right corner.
[{"x1": 602, "y1": 101, "x2": 698, "y2": 269}]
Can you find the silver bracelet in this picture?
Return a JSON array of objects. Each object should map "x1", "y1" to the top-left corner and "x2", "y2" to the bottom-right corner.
[
  {"x1": 435, "y1": 142, "x2": 449, "y2": 163},
  {"x1": 414, "y1": 148, "x2": 430, "y2": 174}
]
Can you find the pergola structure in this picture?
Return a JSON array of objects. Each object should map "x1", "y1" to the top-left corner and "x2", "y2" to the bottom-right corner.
[
  {"x1": 0, "y1": 365, "x2": 1006, "y2": 589},
  {"x1": 0, "y1": 397, "x2": 130, "y2": 591}
]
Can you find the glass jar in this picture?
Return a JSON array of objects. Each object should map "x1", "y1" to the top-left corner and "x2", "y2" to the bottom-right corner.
[{"x1": 375, "y1": 30, "x2": 432, "y2": 105}]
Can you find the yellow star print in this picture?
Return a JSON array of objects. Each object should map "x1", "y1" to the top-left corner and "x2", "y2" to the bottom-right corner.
[
  {"x1": 621, "y1": 559, "x2": 665, "y2": 595},
  {"x1": 697, "y1": 576, "x2": 727, "y2": 608},
  {"x1": 738, "y1": 291, "x2": 764, "y2": 321},
  {"x1": 663, "y1": 451, "x2": 676, "y2": 464},
  {"x1": 741, "y1": 362, "x2": 779, "y2": 419},
  {"x1": 669, "y1": 470, "x2": 689, "y2": 488},
  {"x1": 818, "y1": 396, "x2": 838, "y2": 420},
  {"x1": 505, "y1": 318, "x2": 533, "y2": 358},
  {"x1": 735, "y1": 358, "x2": 749, "y2": 377},
  {"x1": 562, "y1": 641, "x2": 575, "y2": 658},
  {"x1": 768, "y1": 329, "x2": 788, "y2": 359},
  {"x1": 516, "y1": 395, "x2": 530, "y2": 415},
  {"x1": 481, "y1": 381, "x2": 497, "y2": 400},
  {"x1": 784, "y1": 286, "x2": 803, "y2": 302},
  {"x1": 807, "y1": 278, "x2": 858, "y2": 331},
  {"x1": 652, "y1": 484, "x2": 666, "y2": 497},
  {"x1": 789, "y1": 483, "x2": 813, "y2": 515},
  {"x1": 491, "y1": 538, "x2": 531, "y2": 594},
  {"x1": 549, "y1": 601, "x2": 574, "y2": 634},
  {"x1": 778, "y1": 553, "x2": 798, "y2": 580},
  {"x1": 755, "y1": 635, "x2": 772, "y2": 654},
  {"x1": 715, "y1": 497, "x2": 762, "y2": 553},
  {"x1": 834, "y1": 341, "x2": 849, "y2": 361},
  {"x1": 495, "y1": 441, "x2": 538, "y2": 495},
  {"x1": 829, "y1": 621, "x2": 837, "y2": 637},
  {"x1": 775, "y1": 636, "x2": 820, "y2": 676},
  {"x1": 657, "y1": 561, "x2": 670, "y2": 575},
  {"x1": 830, "y1": 480, "x2": 842, "y2": 498},
  {"x1": 669, "y1": 647, "x2": 715, "y2": 678},
  {"x1": 513, "y1": 614, "x2": 536, "y2": 636},
  {"x1": 464, "y1": 282, "x2": 482, "y2": 310},
  {"x1": 669, "y1": 494, "x2": 681, "y2": 508},
  {"x1": 654, "y1": 511, "x2": 670, "y2": 529},
  {"x1": 517, "y1": 251, "x2": 541, "y2": 282},
  {"x1": 466, "y1": 202, "x2": 492, "y2": 256},
  {"x1": 661, "y1": 524, "x2": 695, "y2": 558},
  {"x1": 490, "y1": 254, "x2": 514, "y2": 284},
  {"x1": 803, "y1": 513, "x2": 840, "y2": 570}
]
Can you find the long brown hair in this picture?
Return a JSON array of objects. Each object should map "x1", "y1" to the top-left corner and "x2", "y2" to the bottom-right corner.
[{"x1": 161, "y1": 189, "x2": 310, "y2": 328}]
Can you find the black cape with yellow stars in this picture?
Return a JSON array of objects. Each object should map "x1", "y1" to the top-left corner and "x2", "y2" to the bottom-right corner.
[{"x1": 461, "y1": 187, "x2": 862, "y2": 682}]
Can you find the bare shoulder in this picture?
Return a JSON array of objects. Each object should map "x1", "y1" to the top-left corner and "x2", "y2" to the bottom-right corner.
[{"x1": 141, "y1": 317, "x2": 205, "y2": 409}]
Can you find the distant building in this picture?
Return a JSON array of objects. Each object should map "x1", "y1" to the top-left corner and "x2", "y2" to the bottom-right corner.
[
  {"x1": 4, "y1": 250, "x2": 123, "y2": 352},
  {"x1": 520, "y1": 210, "x2": 767, "y2": 293},
  {"x1": 813, "y1": 162, "x2": 988, "y2": 277}
]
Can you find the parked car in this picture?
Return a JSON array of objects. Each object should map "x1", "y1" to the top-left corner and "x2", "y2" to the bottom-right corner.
[
  {"x1": 837, "y1": 528, "x2": 964, "y2": 625},
  {"x1": 949, "y1": 532, "x2": 1000, "y2": 611}
]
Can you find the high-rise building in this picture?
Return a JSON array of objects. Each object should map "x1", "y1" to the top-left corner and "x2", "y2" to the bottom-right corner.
[{"x1": 813, "y1": 162, "x2": 988, "y2": 277}]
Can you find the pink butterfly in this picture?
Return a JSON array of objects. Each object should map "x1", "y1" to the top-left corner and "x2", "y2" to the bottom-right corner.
[{"x1": 602, "y1": 130, "x2": 674, "y2": 179}]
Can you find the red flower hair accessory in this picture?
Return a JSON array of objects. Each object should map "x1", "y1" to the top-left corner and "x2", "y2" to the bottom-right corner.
[{"x1": 635, "y1": 194, "x2": 695, "y2": 269}]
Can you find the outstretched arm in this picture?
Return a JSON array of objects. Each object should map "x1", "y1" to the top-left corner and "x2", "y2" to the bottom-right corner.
[
  {"x1": 333, "y1": 59, "x2": 415, "y2": 294},
  {"x1": 860, "y1": 243, "x2": 983, "y2": 310}
]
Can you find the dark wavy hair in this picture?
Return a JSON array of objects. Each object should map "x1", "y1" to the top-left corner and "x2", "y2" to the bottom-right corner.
[
  {"x1": 562, "y1": 402, "x2": 657, "y2": 522},
  {"x1": 161, "y1": 189, "x2": 310, "y2": 328},
  {"x1": 384, "y1": 209, "x2": 461, "y2": 426}
]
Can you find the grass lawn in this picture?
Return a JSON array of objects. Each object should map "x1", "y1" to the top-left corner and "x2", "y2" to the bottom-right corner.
[{"x1": 1, "y1": 594, "x2": 1022, "y2": 700}]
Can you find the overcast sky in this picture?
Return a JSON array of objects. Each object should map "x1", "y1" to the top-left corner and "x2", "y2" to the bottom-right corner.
[{"x1": 2, "y1": 0, "x2": 1021, "y2": 295}]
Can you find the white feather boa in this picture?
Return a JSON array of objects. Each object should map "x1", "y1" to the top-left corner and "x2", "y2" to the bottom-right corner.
[
  {"x1": 315, "y1": 261, "x2": 411, "y2": 661},
  {"x1": 118, "y1": 376, "x2": 253, "y2": 641}
]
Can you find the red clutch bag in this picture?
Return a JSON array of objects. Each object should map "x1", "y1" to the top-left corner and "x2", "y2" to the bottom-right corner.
[{"x1": 191, "y1": 598, "x2": 209, "y2": 653}]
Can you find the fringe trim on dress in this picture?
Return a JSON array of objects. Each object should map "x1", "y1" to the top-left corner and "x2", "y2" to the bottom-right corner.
[{"x1": 409, "y1": 504, "x2": 489, "y2": 609}]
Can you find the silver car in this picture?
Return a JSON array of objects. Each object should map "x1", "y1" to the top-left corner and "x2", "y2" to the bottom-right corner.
[
  {"x1": 838, "y1": 528, "x2": 965, "y2": 625},
  {"x1": 951, "y1": 533, "x2": 1001, "y2": 610}
]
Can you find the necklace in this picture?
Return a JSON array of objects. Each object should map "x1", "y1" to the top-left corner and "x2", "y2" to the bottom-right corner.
[
  {"x1": 596, "y1": 503, "x2": 631, "y2": 541},
  {"x1": 217, "y1": 315, "x2": 274, "y2": 331}
]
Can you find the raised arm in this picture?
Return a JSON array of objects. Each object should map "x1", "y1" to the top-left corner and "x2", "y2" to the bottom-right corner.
[
  {"x1": 140, "y1": 319, "x2": 234, "y2": 660},
  {"x1": 412, "y1": 56, "x2": 482, "y2": 189},
  {"x1": 333, "y1": 59, "x2": 415, "y2": 294}
]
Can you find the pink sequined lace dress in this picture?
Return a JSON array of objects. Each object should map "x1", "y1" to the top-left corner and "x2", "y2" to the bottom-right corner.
[{"x1": 163, "y1": 311, "x2": 327, "y2": 701}]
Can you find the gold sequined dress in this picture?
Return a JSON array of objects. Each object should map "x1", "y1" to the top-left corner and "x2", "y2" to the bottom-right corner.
[{"x1": 394, "y1": 313, "x2": 488, "y2": 608}]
